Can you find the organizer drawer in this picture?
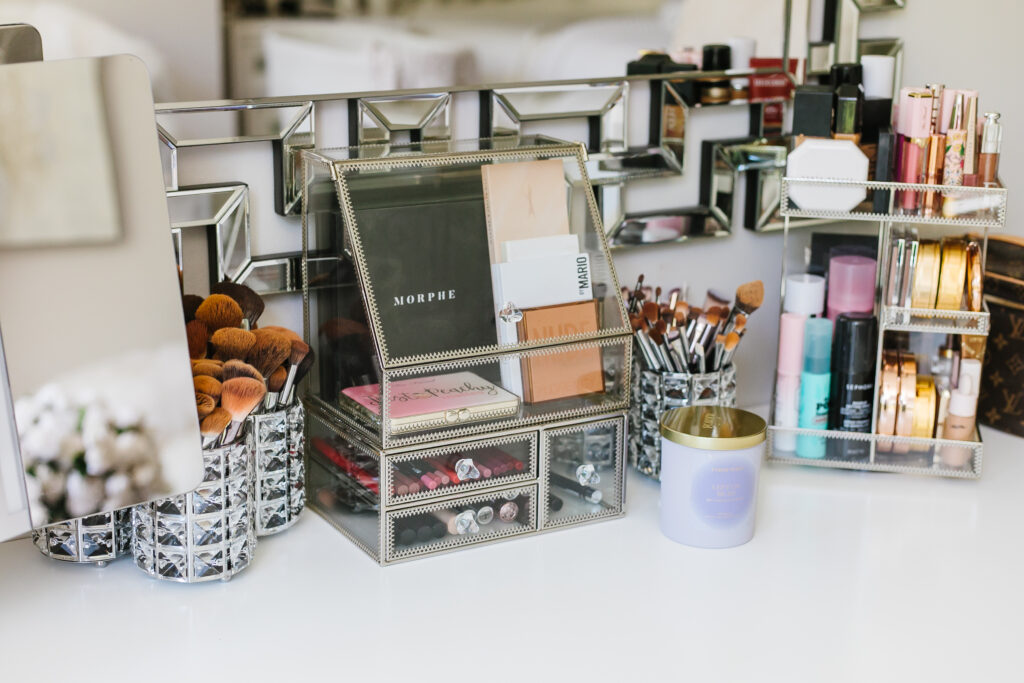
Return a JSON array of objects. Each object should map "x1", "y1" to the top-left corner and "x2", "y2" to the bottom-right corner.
[
  {"x1": 384, "y1": 432, "x2": 537, "y2": 506},
  {"x1": 384, "y1": 485, "x2": 538, "y2": 563},
  {"x1": 542, "y1": 416, "x2": 626, "y2": 529}
]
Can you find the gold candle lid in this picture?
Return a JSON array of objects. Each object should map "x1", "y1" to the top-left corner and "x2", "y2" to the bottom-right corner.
[{"x1": 660, "y1": 406, "x2": 766, "y2": 450}]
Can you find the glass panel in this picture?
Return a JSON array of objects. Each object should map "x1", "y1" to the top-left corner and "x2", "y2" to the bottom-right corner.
[
  {"x1": 543, "y1": 417, "x2": 625, "y2": 528},
  {"x1": 385, "y1": 432, "x2": 536, "y2": 505},
  {"x1": 385, "y1": 485, "x2": 537, "y2": 562},
  {"x1": 307, "y1": 414, "x2": 380, "y2": 561},
  {"x1": 306, "y1": 137, "x2": 629, "y2": 370},
  {"x1": 328, "y1": 337, "x2": 629, "y2": 448}
]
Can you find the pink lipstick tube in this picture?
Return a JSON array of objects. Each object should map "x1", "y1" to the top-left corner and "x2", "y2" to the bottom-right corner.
[{"x1": 899, "y1": 92, "x2": 934, "y2": 213}]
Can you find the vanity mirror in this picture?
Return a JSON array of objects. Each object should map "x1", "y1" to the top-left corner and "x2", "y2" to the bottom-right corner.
[
  {"x1": 0, "y1": 55, "x2": 206, "y2": 541},
  {"x1": 354, "y1": 92, "x2": 451, "y2": 146},
  {"x1": 168, "y1": 184, "x2": 251, "y2": 295}
]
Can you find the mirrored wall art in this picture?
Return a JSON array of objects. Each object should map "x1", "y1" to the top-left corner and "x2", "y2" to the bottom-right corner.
[
  {"x1": 356, "y1": 93, "x2": 451, "y2": 146},
  {"x1": 155, "y1": 101, "x2": 314, "y2": 216},
  {"x1": 168, "y1": 184, "x2": 251, "y2": 295},
  {"x1": 0, "y1": 55, "x2": 205, "y2": 537},
  {"x1": 609, "y1": 207, "x2": 726, "y2": 248}
]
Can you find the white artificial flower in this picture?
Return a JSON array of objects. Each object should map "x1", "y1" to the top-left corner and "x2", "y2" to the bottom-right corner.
[
  {"x1": 19, "y1": 412, "x2": 65, "y2": 462},
  {"x1": 34, "y1": 464, "x2": 66, "y2": 506},
  {"x1": 14, "y1": 396, "x2": 41, "y2": 430},
  {"x1": 33, "y1": 384, "x2": 69, "y2": 412},
  {"x1": 132, "y1": 462, "x2": 160, "y2": 489},
  {"x1": 58, "y1": 433, "x2": 85, "y2": 469},
  {"x1": 103, "y1": 473, "x2": 135, "y2": 508},
  {"x1": 23, "y1": 477, "x2": 47, "y2": 523},
  {"x1": 111, "y1": 431, "x2": 152, "y2": 469},
  {"x1": 80, "y1": 405, "x2": 112, "y2": 449},
  {"x1": 84, "y1": 442, "x2": 117, "y2": 476},
  {"x1": 65, "y1": 471, "x2": 105, "y2": 518}
]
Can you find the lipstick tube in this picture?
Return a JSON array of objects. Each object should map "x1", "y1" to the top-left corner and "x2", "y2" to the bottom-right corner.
[
  {"x1": 922, "y1": 133, "x2": 946, "y2": 216},
  {"x1": 942, "y1": 92, "x2": 967, "y2": 189},
  {"x1": 962, "y1": 91, "x2": 979, "y2": 185},
  {"x1": 899, "y1": 91, "x2": 934, "y2": 213}
]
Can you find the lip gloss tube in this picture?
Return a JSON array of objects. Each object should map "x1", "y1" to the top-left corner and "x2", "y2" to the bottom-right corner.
[
  {"x1": 943, "y1": 93, "x2": 967, "y2": 187},
  {"x1": 899, "y1": 91, "x2": 934, "y2": 213},
  {"x1": 978, "y1": 112, "x2": 1002, "y2": 186},
  {"x1": 922, "y1": 132, "x2": 946, "y2": 216}
]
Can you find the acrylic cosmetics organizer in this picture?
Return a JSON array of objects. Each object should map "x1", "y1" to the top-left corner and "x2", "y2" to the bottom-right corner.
[
  {"x1": 301, "y1": 137, "x2": 631, "y2": 564},
  {"x1": 768, "y1": 177, "x2": 1007, "y2": 478}
]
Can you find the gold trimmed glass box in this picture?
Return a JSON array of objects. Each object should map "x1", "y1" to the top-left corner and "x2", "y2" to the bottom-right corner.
[{"x1": 301, "y1": 137, "x2": 631, "y2": 563}]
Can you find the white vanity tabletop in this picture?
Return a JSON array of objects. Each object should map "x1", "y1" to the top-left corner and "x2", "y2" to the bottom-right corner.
[{"x1": 1, "y1": 425, "x2": 1020, "y2": 682}]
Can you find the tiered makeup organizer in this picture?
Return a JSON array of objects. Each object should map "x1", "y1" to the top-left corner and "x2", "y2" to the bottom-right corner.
[
  {"x1": 301, "y1": 137, "x2": 631, "y2": 564},
  {"x1": 768, "y1": 178, "x2": 1007, "y2": 478}
]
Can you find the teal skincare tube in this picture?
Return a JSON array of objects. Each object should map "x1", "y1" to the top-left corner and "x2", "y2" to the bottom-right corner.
[{"x1": 796, "y1": 317, "x2": 833, "y2": 458}]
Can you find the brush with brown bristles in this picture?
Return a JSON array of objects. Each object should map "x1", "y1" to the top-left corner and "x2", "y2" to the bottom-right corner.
[
  {"x1": 261, "y1": 325, "x2": 302, "y2": 344},
  {"x1": 186, "y1": 320, "x2": 209, "y2": 360},
  {"x1": 211, "y1": 281, "x2": 265, "y2": 329},
  {"x1": 196, "y1": 393, "x2": 216, "y2": 420},
  {"x1": 276, "y1": 338, "x2": 310, "y2": 408},
  {"x1": 192, "y1": 361, "x2": 223, "y2": 380},
  {"x1": 194, "y1": 375, "x2": 222, "y2": 401},
  {"x1": 220, "y1": 377, "x2": 267, "y2": 444},
  {"x1": 715, "y1": 331, "x2": 741, "y2": 371},
  {"x1": 221, "y1": 359, "x2": 265, "y2": 383},
  {"x1": 211, "y1": 327, "x2": 256, "y2": 362},
  {"x1": 195, "y1": 294, "x2": 243, "y2": 333},
  {"x1": 200, "y1": 407, "x2": 233, "y2": 447},
  {"x1": 182, "y1": 294, "x2": 204, "y2": 323},
  {"x1": 722, "y1": 280, "x2": 764, "y2": 338},
  {"x1": 248, "y1": 329, "x2": 292, "y2": 379}
]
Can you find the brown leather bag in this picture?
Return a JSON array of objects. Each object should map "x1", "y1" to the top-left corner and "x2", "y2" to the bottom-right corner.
[{"x1": 978, "y1": 236, "x2": 1024, "y2": 436}]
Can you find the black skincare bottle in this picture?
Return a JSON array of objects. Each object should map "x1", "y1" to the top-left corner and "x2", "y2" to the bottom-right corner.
[{"x1": 827, "y1": 313, "x2": 877, "y2": 460}]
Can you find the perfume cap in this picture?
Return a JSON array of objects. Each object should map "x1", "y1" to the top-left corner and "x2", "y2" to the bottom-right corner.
[
  {"x1": 860, "y1": 55, "x2": 895, "y2": 99},
  {"x1": 702, "y1": 44, "x2": 731, "y2": 71},
  {"x1": 784, "y1": 273, "x2": 826, "y2": 316},
  {"x1": 778, "y1": 312, "x2": 807, "y2": 375},
  {"x1": 827, "y1": 254, "x2": 877, "y2": 320},
  {"x1": 793, "y1": 85, "x2": 834, "y2": 138},
  {"x1": 958, "y1": 358, "x2": 982, "y2": 395},
  {"x1": 948, "y1": 389, "x2": 977, "y2": 418},
  {"x1": 831, "y1": 313, "x2": 877, "y2": 375},
  {"x1": 803, "y1": 317, "x2": 833, "y2": 374},
  {"x1": 830, "y1": 62, "x2": 863, "y2": 90},
  {"x1": 834, "y1": 83, "x2": 863, "y2": 135},
  {"x1": 896, "y1": 87, "x2": 928, "y2": 135}
]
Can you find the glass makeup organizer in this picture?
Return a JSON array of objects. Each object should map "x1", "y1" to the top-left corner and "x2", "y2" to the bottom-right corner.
[
  {"x1": 768, "y1": 177, "x2": 1008, "y2": 478},
  {"x1": 302, "y1": 137, "x2": 632, "y2": 564}
]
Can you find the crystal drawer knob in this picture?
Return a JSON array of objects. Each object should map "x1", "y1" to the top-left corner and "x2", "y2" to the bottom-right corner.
[
  {"x1": 575, "y1": 463, "x2": 600, "y2": 486},
  {"x1": 454, "y1": 509, "x2": 479, "y2": 534},
  {"x1": 499, "y1": 302, "x2": 523, "y2": 324},
  {"x1": 454, "y1": 458, "x2": 480, "y2": 480}
]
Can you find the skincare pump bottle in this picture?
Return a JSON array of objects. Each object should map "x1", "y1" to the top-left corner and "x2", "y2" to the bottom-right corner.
[
  {"x1": 940, "y1": 389, "x2": 978, "y2": 468},
  {"x1": 796, "y1": 317, "x2": 833, "y2": 459}
]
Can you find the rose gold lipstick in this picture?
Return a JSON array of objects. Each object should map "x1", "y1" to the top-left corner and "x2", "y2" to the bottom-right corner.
[{"x1": 899, "y1": 91, "x2": 934, "y2": 213}]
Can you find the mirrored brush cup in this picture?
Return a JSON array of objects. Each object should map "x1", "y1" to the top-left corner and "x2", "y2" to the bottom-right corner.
[
  {"x1": 131, "y1": 431, "x2": 256, "y2": 583},
  {"x1": 252, "y1": 401, "x2": 306, "y2": 536},
  {"x1": 32, "y1": 509, "x2": 131, "y2": 565},
  {"x1": 628, "y1": 363, "x2": 738, "y2": 479}
]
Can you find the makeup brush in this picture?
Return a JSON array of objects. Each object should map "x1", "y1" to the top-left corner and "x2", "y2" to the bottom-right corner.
[
  {"x1": 211, "y1": 281, "x2": 265, "y2": 329},
  {"x1": 221, "y1": 359, "x2": 265, "y2": 383},
  {"x1": 195, "y1": 294, "x2": 244, "y2": 333},
  {"x1": 193, "y1": 375, "x2": 222, "y2": 401},
  {"x1": 277, "y1": 338, "x2": 311, "y2": 408},
  {"x1": 196, "y1": 393, "x2": 216, "y2": 420},
  {"x1": 248, "y1": 329, "x2": 292, "y2": 378},
  {"x1": 221, "y1": 377, "x2": 267, "y2": 443},
  {"x1": 268, "y1": 366, "x2": 288, "y2": 394},
  {"x1": 186, "y1": 320, "x2": 209, "y2": 360},
  {"x1": 261, "y1": 325, "x2": 303, "y2": 344},
  {"x1": 716, "y1": 331, "x2": 741, "y2": 370},
  {"x1": 628, "y1": 274, "x2": 644, "y2": 313},
  {"x1": 722, "y1": 280, "x2": 764, "y2": 336},
  {"x1": 211, "y1": 327, "x2": 256, "y2": 362},
  {"x1": 200, "y1": 407, "x2": 233, "y2": 447},
  {"x1": 291, "y1": 347, "x2": 316, "y2": 387},
  {"x1": 182, "y1": 294, "x2": 203, "y2": 323},
  {"x1": 192, "y1": 361, "x2": 224, "y2": 380}
]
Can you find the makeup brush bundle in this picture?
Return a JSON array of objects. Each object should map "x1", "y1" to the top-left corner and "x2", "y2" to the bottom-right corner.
[
  {"x1": 623, "y1": 275, "x2": 764, "y2": 375},
  {"x1": 183, "y1": 283, "x2": 314, "y2": 446}
]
